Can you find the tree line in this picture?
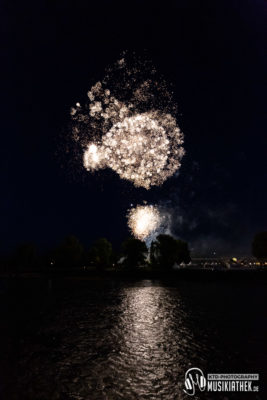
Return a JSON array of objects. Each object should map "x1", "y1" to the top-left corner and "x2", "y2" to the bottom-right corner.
[
  {"x1": 2, "y1": 231, "x2": 266, "y2": 274},
  {"x1": 3, "y1": 234, "x2": 190, "y2": 273}
]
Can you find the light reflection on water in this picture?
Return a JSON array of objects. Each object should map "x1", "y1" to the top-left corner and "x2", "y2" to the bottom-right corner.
[
  {"x1": 13, "y1": 280, "x2": 267, "y2": 400},
  {"x1": 110, "y1": 285, "x2": 189, "y2": 399}
]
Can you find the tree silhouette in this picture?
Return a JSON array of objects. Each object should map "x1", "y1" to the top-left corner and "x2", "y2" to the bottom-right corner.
[
  {"x1": 252, "y1": 232, "x2": 267, "y2": 260},
  {"x1": 150, "y1": 234, "x2": 190, "y2": 269},
  {"x1": 14, "y1": 242, "x2": 38, "y2": 271},
  {"x1": 53, "y1": 235, "x2": 83, "y2": 268},
  {"x1": 121, "y1": 238, "x2": 148, "y2": 269},
  {"x1": 88, "y1": 238, "x2": 112, "y2": 268}
]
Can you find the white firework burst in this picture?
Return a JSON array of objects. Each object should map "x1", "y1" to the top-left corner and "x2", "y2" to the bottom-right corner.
[
  {"x1": 71, "y1": 55, "x2": 185, "y2": 189},
  {"x1": 127, "y1": 205, "x2": 161, "y2": 241}
]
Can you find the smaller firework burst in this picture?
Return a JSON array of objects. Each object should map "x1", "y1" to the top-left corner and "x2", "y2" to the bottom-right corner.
[{"x1": 127, "y1": 205, "x2": 161, "y2": 241}]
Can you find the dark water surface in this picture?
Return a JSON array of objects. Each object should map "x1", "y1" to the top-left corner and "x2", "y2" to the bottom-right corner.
[{"x1": 1, "y1": 278, "x2": 266, "y2": 399}]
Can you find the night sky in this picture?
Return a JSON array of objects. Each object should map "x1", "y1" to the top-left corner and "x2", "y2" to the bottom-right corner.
[{"x1": 1, "y1": 0, "x2": 266, "y2": 256}]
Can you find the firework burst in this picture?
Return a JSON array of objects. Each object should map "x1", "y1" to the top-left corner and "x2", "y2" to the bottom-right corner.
[
  {"x1": 70, "y1": 54, "x2": 185, "y2": 189},
  {"x1": 127, "y1": 205, "x2": 161, "y2": 241}
]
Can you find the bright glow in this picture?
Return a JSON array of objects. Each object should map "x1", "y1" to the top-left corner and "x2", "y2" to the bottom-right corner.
[{"x1": 128, "y1": 205, "x2": 161, "y2": 240}]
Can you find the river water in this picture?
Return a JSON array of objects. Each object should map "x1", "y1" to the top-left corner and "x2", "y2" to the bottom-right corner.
[{"x1": 1, "y1": 278, "x2": 266, "y2": 399}]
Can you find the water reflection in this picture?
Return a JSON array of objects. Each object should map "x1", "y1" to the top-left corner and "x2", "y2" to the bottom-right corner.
[
  {"x1": 16, "y1": 282, "x2": 203, "y2": 399},
  {"x1": 14, "y1": 280, "x2": 265, "y2": 400},
  {"x1": 103, "y1": 283, "x2": 200, "y2": 399}
]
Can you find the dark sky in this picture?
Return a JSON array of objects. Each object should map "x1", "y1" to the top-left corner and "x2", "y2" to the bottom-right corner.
[{"x1": 1, "y1": 0, "x2": 266, "y2": 255}]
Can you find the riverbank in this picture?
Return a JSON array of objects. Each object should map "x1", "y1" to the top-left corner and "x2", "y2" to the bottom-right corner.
[{"x1": 1, "y1": 267, "x2": 267, "y2": 285}]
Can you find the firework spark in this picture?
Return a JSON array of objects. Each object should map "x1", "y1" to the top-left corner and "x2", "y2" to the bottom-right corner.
[
  {"x1": 70, "y1": 55, "x2": 185, "y2": 189},
  {"x1": 127, "y1": 205, "x2": 161, "y2": 241},
  {"x1": 83, "y1": 143, "x2": 103, "y2": 170}
]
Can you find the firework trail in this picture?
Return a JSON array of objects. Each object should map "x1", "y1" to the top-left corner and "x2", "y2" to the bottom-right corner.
[{"x1": 70, "y1": 54, "x2": 185, "y2": 189}]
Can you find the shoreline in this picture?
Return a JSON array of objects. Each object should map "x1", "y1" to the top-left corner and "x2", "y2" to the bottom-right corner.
[{"x1": 1, "y1": 268, "x2": 267, "y2": 283}]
